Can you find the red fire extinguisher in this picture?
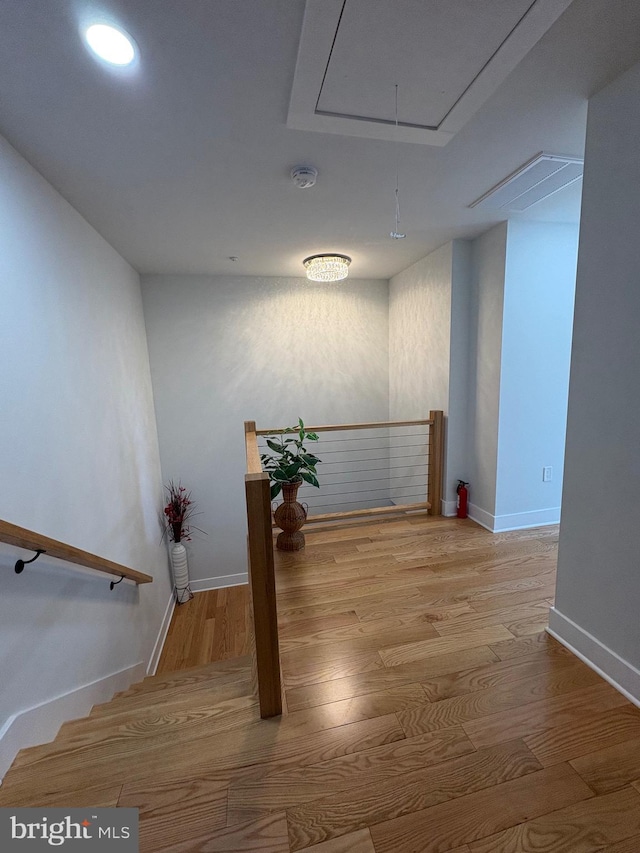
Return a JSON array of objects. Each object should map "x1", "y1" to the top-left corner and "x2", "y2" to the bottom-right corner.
[{"x1": 457, "y1": 480, "x2": 469, "y2": 519}]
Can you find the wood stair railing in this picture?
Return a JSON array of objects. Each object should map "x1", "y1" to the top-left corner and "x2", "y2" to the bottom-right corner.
[
  {"x1": 0, "y1": 519, "x2": 153, "y2": 586},
  {"x1": 244, "y1": 421, "x2": 282, "y2": 718}
]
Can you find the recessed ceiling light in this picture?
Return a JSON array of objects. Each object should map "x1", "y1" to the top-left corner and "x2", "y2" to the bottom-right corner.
[{"x1": 84, "y1": 24, "x2": 136, "y2": 66}]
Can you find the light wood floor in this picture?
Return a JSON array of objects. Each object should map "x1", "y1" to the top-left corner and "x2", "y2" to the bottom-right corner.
[
  {"x1": 157, "y1": 585, "x2": 250, "y2": 674},
  {"x1": 3, "y1": 515, "x2": 640, "y2": 853}
]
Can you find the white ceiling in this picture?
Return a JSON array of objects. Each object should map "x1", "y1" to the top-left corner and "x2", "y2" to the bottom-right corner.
[
  {"x1": 1, "y1": 0, "x2": 640, "y2": 280},
  {"x1": 319, "y1": 0, "x2": 536, "y2": 125}
]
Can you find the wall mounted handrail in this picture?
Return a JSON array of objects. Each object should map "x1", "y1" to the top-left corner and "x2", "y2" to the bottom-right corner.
[
  {"x1": 0, "y1": 519, "x2": 153, "y2": 586},
  {"x1": 244, "y1": 421, "x2": 282, "y2": 718}
]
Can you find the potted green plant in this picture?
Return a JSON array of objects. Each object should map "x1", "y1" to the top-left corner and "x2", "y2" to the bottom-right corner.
[{"x1": 260, "y1": 418, "x2": 321, "y2": 551}]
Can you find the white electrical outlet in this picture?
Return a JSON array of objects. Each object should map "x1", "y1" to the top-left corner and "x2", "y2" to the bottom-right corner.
[{"x1": 543, "y1": 466, "x2": 553, "y2": 482}]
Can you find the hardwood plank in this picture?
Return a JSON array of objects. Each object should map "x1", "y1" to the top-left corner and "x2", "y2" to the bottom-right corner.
[
  {"x1": 302, "y1": 522, "x2": 413, "y2": 545},
  {"x1": 525, "y1": 705, "x2": 640, "y2": 766},
  {"x1": 287, "y1": 740, "x2": 547, "y2": 850},
  {"x1": 470, "y1": 583, "x2": 558, "y2": 612},
  {"x1": 398, "y1": 660, "x2": 602, "y2": 736},
  {"x1": 296, "y1": 829, "x2": 375, "y2": 853},
  {"x1": 350, "y1": 528, "x2": 551, "y2": 558},
  {"x1": 278, "y1": 585, "x2": 428, "y2": 622},
  {"x1": 280, "y1": 620, "x2": 438, "y2": 662},
  {"x1": 279, "y1": 611, "x2": 438, "y2": 653},
  {"x1": 467, "y1": 787, "x2": 640, "y2": 853},
  {"x1": 379, "y1": 625, "x2": 515, "y2": 668},
  {"x1": 278, "y1": 611, "x2": 359, "y2": 640},
  {"x1": 355, "y1": 600, "x2": 474, "y2": 624},
  {"x1": 504, "y1": 613, "x2": 550, "y2": 638},
  {"x1": 369, "y1": 763, "x2": 594, "y2": 853},
  {"x1": 489, "y1": 630, "x2": 566, "y2": 660},
  {"x1": 281, "y1": 649, "x2": 385, "y2": 690},
  {"x1": 56, "y1": 686, "x2": 260, "y2": 742},
  {"x1": 276, "y1": 574, "x2": 428, "y2": 608},
  {"x1": 1, "y1": 713, "x2": 404, "y2": 800},
  {"x1": 285, "y1": 646, "x2": 499, "y2": 712},
  {"x1": 199, "y1": 618, "x2": 217, "y2": 665},
  {"x1": 273, "y1": 683, "x2": 428, "y2": 733},
  {"x1": 421, "y1": 647, "x2": 579, "y2": 702},
  {"x1": 157, "y1": 590, "x2": 250, "y2": 674},
  {"x1": 164, "y1": 812, "x2": 289, "y2": 853},
  {"x1": 596, "y1": 834, "x2": 640, "y2": 853},
  {"x1": 276, "y1": 564, "x2": 365, "y2": 592},
  {"x1": 570, "y1": 736, "x2": 640, "y2": 794},
  {"x1": 0, "y1": 782, "x2": 122, "y2": 808},
  {"x1": 227, "y1": 727, "x2": 475, "y2": 824},
  {"x1": 463, "y1": 682, "x2": 630, "y2": 749},
  {"x1": 432, "y1": 600, "x2": 550, "y2": 637},
  {"x1": 119, "y1": 776, "x2": 228, "y2": 851}
]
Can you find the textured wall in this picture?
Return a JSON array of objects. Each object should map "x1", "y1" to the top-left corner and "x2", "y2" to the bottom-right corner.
[
  {"x1": 0, "y1": 135, "x2": 170, "y2": 755},
  {"x1": 142, "y1": 275, "x2": 389, "y2": 583},
  {"x1": 389, "y1": 243, "x2": 453, "y2": 419},
  {"x1": 389, "y1": 242, "x2": 471, "y2": 510}
]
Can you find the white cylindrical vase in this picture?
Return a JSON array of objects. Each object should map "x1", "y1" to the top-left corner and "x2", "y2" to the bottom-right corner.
[{"x1": 170, "y1": 541, "x2": 193, "y2": 604}]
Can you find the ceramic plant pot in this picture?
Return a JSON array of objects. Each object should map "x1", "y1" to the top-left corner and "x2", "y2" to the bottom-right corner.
[{"x1": 170, "y1": 541, "x2": 193, "y2": 604}]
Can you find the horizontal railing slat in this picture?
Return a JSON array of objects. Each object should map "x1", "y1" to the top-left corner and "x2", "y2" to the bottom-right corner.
[
  {"x1": 303, "y1": 501, "x2": 431, "y2": 524},
  {"x1": 256, "y1": 418, "x2": 432, "y2": 435},
  {"x1": 0, "y1": 519, "x2": 153, "y2": 585}
]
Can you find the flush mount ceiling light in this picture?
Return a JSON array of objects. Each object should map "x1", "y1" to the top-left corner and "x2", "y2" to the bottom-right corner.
[
  {"x1": 84, "y1": 23, "x2": 136, "y2": 66},
  {"x1": 303, "y1": 254, "x2": 351, "y2": 282}
]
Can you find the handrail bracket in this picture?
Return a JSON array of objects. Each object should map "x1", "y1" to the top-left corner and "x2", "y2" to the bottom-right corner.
[{"x1": 15, "y1": 549, "x2": 46, "y2": 574}]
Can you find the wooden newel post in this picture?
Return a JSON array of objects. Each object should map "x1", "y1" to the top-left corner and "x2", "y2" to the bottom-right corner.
[
  {"x1": 244, "y1": 419, "x2": 282, "y2": 718},
  {"x1": 427, "y1": 410, "x2": 444, "y2": 516}
]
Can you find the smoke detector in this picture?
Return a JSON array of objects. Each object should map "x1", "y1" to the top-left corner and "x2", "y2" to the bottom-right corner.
[{"x1": 291, "y1": 166, "x2": 318, "y2": 189}]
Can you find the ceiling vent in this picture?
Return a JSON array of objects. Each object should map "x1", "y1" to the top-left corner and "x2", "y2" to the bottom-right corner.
[{"x1": 469, "y1": 153, "x2": 584, "y2": 212}]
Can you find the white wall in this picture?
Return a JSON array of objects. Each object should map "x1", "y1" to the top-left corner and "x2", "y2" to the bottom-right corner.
[
  {"x1": 550, "y1": 60, "x2": 640, "y2": 701},
  {"x1": 141, "y1": 275, "x2": 389, "y2": 586},
  {"x1": 389, "y1": 241, "x2": 472, "y2": 513},
  {"x1": 497, "y1": 221, "x2": 578, "y2": 527},
  {"x1": 468, "y1": 223, "x2": 508, "y2": 523},
  {"x1": 0, "y1": 136, "x2": 171, "y2": 778},
  {"x1": 467, "y1": 221, "x2": 578, "y2": 531}
]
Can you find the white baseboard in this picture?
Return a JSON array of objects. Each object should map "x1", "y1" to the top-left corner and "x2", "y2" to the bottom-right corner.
[
  {"x1": 191, "y1": 573, "x2": 248, "y2": 592},
  {"x1": 547, "y1": 608, "x2": 640, "y2": 709},
  {"x1": 442, "y1": 499, "x2": 458, "y2": 517},
  {"x1": 0, "y1": 661, "x2": 145, "y2": 783},
  {"x1": 468, "y1": 503, "x2": 560, "y2": 533},
  {"x1": 467, "y1": 503, "x2": 495, "y2": 530},
  {"x1": 146, "y1": 591, "x2": 176, "y2": 677}
]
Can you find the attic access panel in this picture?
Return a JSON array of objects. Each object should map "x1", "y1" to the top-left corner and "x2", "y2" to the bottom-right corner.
[{"x1": 288, "y1": 0, "x2": 575, "y2": 145}]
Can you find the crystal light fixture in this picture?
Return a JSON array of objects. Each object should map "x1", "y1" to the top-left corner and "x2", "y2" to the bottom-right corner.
[{"x1": 303, "y1": 254, "x2": 351, "y2": 282}]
